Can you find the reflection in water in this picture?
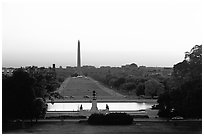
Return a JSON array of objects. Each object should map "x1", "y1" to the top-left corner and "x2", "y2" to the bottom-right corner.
[{"x1": 47, "y1": 102, "x2": 153, "y2": 111}]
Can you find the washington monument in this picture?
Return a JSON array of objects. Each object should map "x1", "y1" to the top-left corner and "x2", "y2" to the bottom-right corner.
[{"x1": 77, "y1": 40, "x2": 82, "y2": 75}]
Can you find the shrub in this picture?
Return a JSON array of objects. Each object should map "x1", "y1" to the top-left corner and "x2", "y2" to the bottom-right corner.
[{"x1": 88, "y1": 113, "x2": 133, "y2": 125}]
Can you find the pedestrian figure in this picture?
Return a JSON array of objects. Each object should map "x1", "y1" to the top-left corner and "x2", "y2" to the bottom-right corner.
[
  {"x1": 80, "y1": 104, "x2": 83, "y2": 110},
  {"x1": 106, "y1": 104, "x2": 109, "y2": 110}
]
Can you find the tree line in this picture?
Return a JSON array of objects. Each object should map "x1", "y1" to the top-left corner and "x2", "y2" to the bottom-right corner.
[
  {"x1": 2, "y1": 66, "x2": 60, "y2": 131},
  {"x1": 81, "y1": 65, "x2": 170, "y2": 98},
  {"x1": 158, "y1": 45, "x2": 202, "y2": 118}
]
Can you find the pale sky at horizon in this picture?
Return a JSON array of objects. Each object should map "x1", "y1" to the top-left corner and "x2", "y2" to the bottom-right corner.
[{"x1": 2, "y1": 0, "x2": 203, "y2": 68}]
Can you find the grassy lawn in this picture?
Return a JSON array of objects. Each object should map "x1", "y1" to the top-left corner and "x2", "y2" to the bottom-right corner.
[
  {"x1": 4, "y1": 120, "x2": 201, "y2": 134},
  {"x1": 60, "y1": 77, "x2": 111, "y2": 96},
  {"x1": 57, "y1": 77, "x2": 126, "y2": 100}
]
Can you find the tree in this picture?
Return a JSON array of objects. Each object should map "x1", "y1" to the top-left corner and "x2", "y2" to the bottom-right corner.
[
  {"x1": 108, "y1": 77, "x2": 118, "y2": 87},
  {"x1": 171, "y1": 79, "x2": 202, "y2": 118},
  {"x1": 144, "y1": 79, "x2": 165, "y2": 98},
  {"x1": 134, "y1": 77, "x2": 148, "y2": 85},
  {"x1": 173, "y1": 45, "x2": 202, "y2": 84},
  {"x1": 162, "y1": 77, "x2": 177, "y2": 91},
  {"x1": 33, "y1": 98, "x2": 47, "y2": 122},
  {"x1": 157, "y1": 91, "x2": 171, "y2": 117},
  {"x1": 2, "y1": 69, "x2": 36, "y2": 122},
  {"x1": 33, "y1": 74, "x2": 47, "y2": 98},
  {"x1": 105, "y1": 74, "x2": 115, "y2": 85},
  {"x1": 113, "y1": 77, "x2": 126, "y2": 90},
  {"x1": 136, "y1": 83, "x2": 145, "y2": 96},
  {"x1": 158, "y1": 45, "x2": 202, "y2": 118},
  {"x1": 71, "y1": 73, "x2": 78, "y2": 77},
  {"x1": 130, "y1": 63, "x2": 138, "y2": 67},
  {"x1": 121, "y1": 82, "x2": 136, "y2": 94}
]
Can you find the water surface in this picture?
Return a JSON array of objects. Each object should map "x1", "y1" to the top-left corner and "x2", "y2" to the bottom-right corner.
[{"x1": 47, "y1": 102, "x2": 153, "y2": 111}]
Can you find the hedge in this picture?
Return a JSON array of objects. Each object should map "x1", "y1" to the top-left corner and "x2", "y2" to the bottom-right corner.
[{"x1": 88, "y1": 113, "x2": 133, "y2": 125}]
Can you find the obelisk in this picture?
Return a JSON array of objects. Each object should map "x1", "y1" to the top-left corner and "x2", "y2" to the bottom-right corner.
[{"x1": 77, "y1": 40, "x2": 82, "y2": 75}]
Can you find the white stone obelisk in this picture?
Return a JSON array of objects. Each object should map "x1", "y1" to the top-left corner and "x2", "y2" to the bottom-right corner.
[{"x1": 77, "y1": 40, "x2": 82, "y2": 75}]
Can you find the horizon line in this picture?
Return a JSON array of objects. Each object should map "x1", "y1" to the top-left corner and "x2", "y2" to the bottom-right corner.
[{"x1": 2, "y1": 64, "x2": 174, "y2": 69}]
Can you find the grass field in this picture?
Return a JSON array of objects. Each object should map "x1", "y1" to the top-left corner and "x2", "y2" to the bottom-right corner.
[
  {"x1": 57, "y1": 76, "x2": 125, "y2": 100},
  {"x1": 4, "y1": 120, "x2": 202, "y2": 134}
]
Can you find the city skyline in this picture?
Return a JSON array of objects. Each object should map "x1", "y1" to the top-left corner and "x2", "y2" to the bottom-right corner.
[{"x1": 2, "y1": 0, "x2": 203, "y2": 68}]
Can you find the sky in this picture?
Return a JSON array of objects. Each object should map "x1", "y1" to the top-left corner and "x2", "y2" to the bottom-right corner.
[{"x1": 2, "y1": 0, "x2": 203, "y2": 68}]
